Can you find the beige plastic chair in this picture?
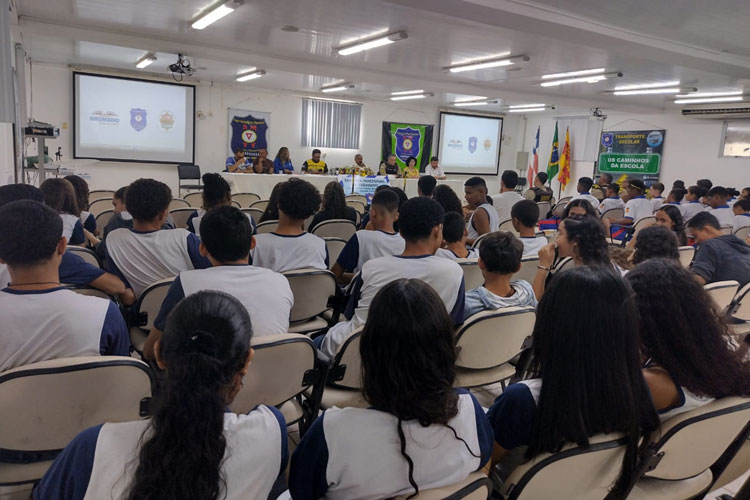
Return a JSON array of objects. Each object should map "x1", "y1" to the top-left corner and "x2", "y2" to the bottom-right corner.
[
  {"x1": 346, "y1": 199, "x2": 366, "y2": 215},
  {"x1": 550, "y1": 201, "x2": 569, "y2": 219},
  {"x1": 95, "y1": 209, "x2": 114, "y2": 234},
  {"x1": 498, "y1": 219, "x2": 519, "y2": 236},
  {"x1": 601, "y1": 208, "x2": 624, "y2": 221},
  {"x1": 536, "y1": 201, "x2": 551, "y2": 221},
  {"x1": 310, "y1": 219, "x2": 357, "y2": 240},
  {"x1": 456, "y1": 258, "x2": 484, "y2": 291},
  {"x1": 183, "y1": 192, "x2": 203, "y2": 207},
  {"x1": 65, "y1": 246, "x2": 101, "y2": 268},
  {"x1": 87, "y1": 197, "x2": 113, "y2": 217},
  {"x1": 346, "y1": 194, "x2": 368, "y2": 205},
  {"x1": 243, "y1": 207, "x2": 265, "y2": 222},
  {"x1": 130, "y1": 277, "x2": 175, "y2": 354},
  {"x1": 734, "y1": 226, "x2": 750, "y2": 242},
  {"x1": 169, "y1": 207, "x2": 197, "y2": 229},
  {"x1": 255, "y1": 220, "x2": 279, "y2": 234},
  {"x1": 471, "y1": 232, "x2": 490, "y2": 250},
  {"x1": 677, "y1": 246, "x2": 695, "y2": 268},
  {"x1": 454, "y1": 307, "x2": 535, "y2": 389},
  {"x1": 230, "y1": 334, "x2": 316, "y2": 426},
  {"x1": 283, "y1": 268, "x2": 336, "y2": 334},
  {"x1": 0, "y1": 356, "x2": 152, "y2": 494},
  {"x1": 721, "y1": 225, "x2": 734, "y2": 235},
  {"x1": 632, "y1": 216, "x2": 657, "y2": 237},
  {"x1": 557, "y1": 196, "x2": 573, "y2": 204},
  {"x1": 250, "y1": 199, "x2": 270, "y2": 212},
  {"x1": 233, "y1": 192, "x2": 261, "y2": 208},
  {"x1": 394, "y1": 472, "x2": 491, "y2": 500},
  {"x1": 499, "y1": 433, "x2": 627, "y2": 500},
  {"x1": 88, "y1": 190, "x2": 116, "y2": 204},
  {"x1": 168, "y1": 198, "x2": 190, "y2": 211},
  {"x1": 592, "y1": 188, "x2": 606, "y2": 201},
  {"x1": 311, "y1": 328, "x2": 369, "y2": 410},
  {"x1": 713, "y1": 435, "x2": 750, "y2": 491},
  {"x1": 704, "y1": 280, "x2": 740, "y2": 313},
  {"x1": 515, "y1": 256, "x2": 540, "y2": 284},
  {"x1": 628, "y1": 397, "x2": 750, "y2": 499},
  {"x1": 230, "y1": 200, "x2": 241, "y2": 208},
  {"x1": 324, "y1": 237, "x2": 348, "y2": 268}
]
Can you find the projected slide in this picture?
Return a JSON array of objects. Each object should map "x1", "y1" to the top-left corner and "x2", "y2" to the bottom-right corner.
[
  {"x1": 438, "y1": 112, "x2": 503, "y2": 175},
  {"x1": 74, "y1": 72, "x2": 195, "y2": 163}
]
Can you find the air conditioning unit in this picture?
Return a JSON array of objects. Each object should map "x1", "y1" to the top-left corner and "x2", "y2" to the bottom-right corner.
[{"x1": 681, "y1": 106, "x2": 750, "y2": 119}]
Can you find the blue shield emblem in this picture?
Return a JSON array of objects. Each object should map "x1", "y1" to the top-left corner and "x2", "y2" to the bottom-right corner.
[
  {"x1": 468, "y1": 136, "x2": 477, "y2": 154},
  {"x1": 601, "y1": 133, "x2": 614, "y2": 148},
  {"x1": 130, "y1": 108, "x2": 147, "y2": 132},
  {"x1": 394, "y1": 127, "x2": 421, "y2": 163}
]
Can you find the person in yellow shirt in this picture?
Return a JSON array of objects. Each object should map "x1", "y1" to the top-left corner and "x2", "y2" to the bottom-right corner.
[
  {"x1": 403, "y1": 156, "x2": 420, "y2": 179},
  {"x1": 301, "y1": 149, "x2": 328, "y2": 175}
]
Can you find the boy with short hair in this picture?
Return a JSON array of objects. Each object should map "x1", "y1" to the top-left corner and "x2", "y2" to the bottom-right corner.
[
  {"x1": 733, "y1": 199, "x2": 750, "y2": 233},
  {"x1": 510, "y1": 200, "x2": 547, "y2": 256},
  {"x1": 571, "y1": 177, "x2": 599, "y2": 208},
  {"x1": 705, "y1": 186, "x2": 734, "y2": 227},
  {"x1": 105, "y1": 178, "x2": 211, "y2": 297},
  {"x1": 333, "y1": 189, "x2": 404, "y2": 282},
  {"x1": 666, "y1": 188, "x2": 685, "y2": 205},
  {"x1": 688, "y1": 212, "x2": 750, "y2": 287},
  {"x1": 0, "y1": 200, "x2": 129, "y2": 371},
  {"x1": 463, "y1": 231, "x2": 538, "y2": 320},
  {"x1": 465, "y1": 177, "x2": 499, "y2": 246},
  {"x1": 144, "y1": 205, "x2": 294, "y2": 360},
  {"x1": 681, "y1": 186, "x2": 706, "y2": 221},
  {"x1": 251, "y1": 178, "x2": 328, "y2": 272},
  {"x1": 491, "y1": 170, "x2": 523, "y2": 222},
  {"x1": 598, "y1": 183, "x2": 625, "y2": 214},
  {"x1": 317, "y1": 197, "x2": 465, "y2": 360},
  {"x1": 417, "y1": 175, "x2": 437, "y2": 197},
  {"x1": 608, "y1": 179, "x2": 652, "y2": 227},
  {"x1": 649, "y1": 182, "x2": 665, "y2": 211},
  {"x1": 436, "y1": 211, "x2": 477, "y2": 260}
]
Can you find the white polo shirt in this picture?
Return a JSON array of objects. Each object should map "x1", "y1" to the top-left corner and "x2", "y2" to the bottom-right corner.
[
  {"x1": 734, "y1": 214, "x2": 750, "y2": 233},
  {"x1": 680, "y1": 201, "x2": 704, "y2": 222},
  {"x1": 424, "y1": 165, "x2": 445, "y2": 177},
  {"x1": 571, "y1": 192, "x2": 600, "y2": 210},
  {"x1": 251, "y1": 232, "x2": 328, "y2": 273},
  {"x1": 706, "y1": 205, "x2": 735, "y2": 227},
  {"x1": 336, "y1": 230, "x2": 405, "y2": 274},
  {"x1": 598, "y1": 197, "x2": 625, "y2": 215},
  {"x1": 519, "y1": 236, "x2": 548, "y2": 257},
  {"x1": 623, "y1": 195, "x2": 653, "y2": 223},
  {"x1": 491, "y1": 191, "x2": 524, "y2": 222}
]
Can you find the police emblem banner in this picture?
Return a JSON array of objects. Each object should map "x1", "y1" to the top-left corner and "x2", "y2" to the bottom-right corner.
[
  {"x1": 228, "y1": 109, "x2": 270, "y2": 160},
  {"x1": 381, "y1": 121, "x2": 434, "y2": 172}
]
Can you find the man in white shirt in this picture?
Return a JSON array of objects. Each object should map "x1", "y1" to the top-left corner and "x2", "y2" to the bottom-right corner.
[
  {"x1": 424, "y1": 156, "x2": 446, "y2": 179},
  {"x1": 598, "y1": 183, "x2": 626, "y2": 215},
  {"x1": 571, "y1": 177, "x2": 600, "y2": 209},
  {"x1": 705, "y1": 186, "x2": 735, "y2": 228},
  {"x1": 491, "y1": 170, "x2": 524, "y2": 222}
]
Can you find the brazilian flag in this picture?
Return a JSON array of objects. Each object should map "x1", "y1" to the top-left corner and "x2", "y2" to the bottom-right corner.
[{"x1": 546, "y1": 122, "x2": 559, "y2": 183}]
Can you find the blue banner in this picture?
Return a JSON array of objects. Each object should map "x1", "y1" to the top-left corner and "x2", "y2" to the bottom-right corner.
[{"x1": 228, "y1": 109, "x2": 270, "y2": 160}]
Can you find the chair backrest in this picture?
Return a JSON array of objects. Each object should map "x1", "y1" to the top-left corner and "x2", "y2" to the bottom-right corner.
[
  {"x1": 230, "y1": 200, "x2": 241, "y2": 208},
  {"x1": 536, "y1": 202, "x2": 551, "y2": 221},
  {"x1": 720, "y1": 225, "x2": 733, "y2": 235},
  {"x1": 471, "y1": 232, "x2": 490, "y2": 249},
  {"x1": 324, "y1": 237, "x2": 348, "y2": 268},
  {"x1": 456, "y1": 258, "x2": 484, "y2": 290},
  {"x1": 183, "y1": 192, "x2": 203, "y2": 207},
  {"x1": 498, "y1": 219, "x2": 519, "y2": 235},
  {"x1": 730, "y1": 282, "x2": 750, "y2": 321},
  {"x1": 65, "y1": 246, "x2": 101, "y2": 268},
  {"x1": 600, "y1": 208, "x2": 624, "y2": 220},
  {"x1": 734, "y1": 226, "x2": 750, "y2": 242},
  {"x1": 256, "y1": 220, "x2": 279, "y2": 234},
  {"x1": 331, "y1": 329, "x2": 363, "y2": 389},
  {"x1": 243, "y1": 207, "x2": 265, "y2": 221},
  {"x1": 677, "y1": 246, "x2": 695, "y2": 268},
  {"x1": 168, "y1": 198, "x2": 191, "y2": 211},
  {"x1": 177, "y1": 164, "x2": 200, "y2": 181},
  {"x1": 233, "y1": 192, "x2": 261, "y2": 208},
  {"x1": 346, "y1": 194, "x2": 368, "y2": 205},
  {"x1": 95, "y1": 209, "x2": 114, "y2": 234},
  {"x1": 346, "y1": 199, "x2": 366, "y2": 214},
  {"x1": 88, "y1": 190, "x2": 116, "y2": 204},
  {"x1": 455, "y1": 307, "x2": 535, "y2": 370},
  {"x1": 642, "y1": 397, "x2": 750, "y2": 480},
  {"x1": 553, "y1": 256, "x2": 574, "y2": 273},
  {"x1": 310, "y1": 219, "x2": 357, "y2": 240},
  {"x1": 283, "y1": 268, "x2": 337, "y2": 322},
  {"x1": 591, "y1": 188, "x2": 606, "y2": 201},
  {"x1": 0, "y1": 356, "x2": 152, "y2": 455},
  {"x1": 633, "y1": 216, "x2": 656, "y2": 236},
  {"x1": 250, "y1": 199, "x2": 270, "y2": 211},
  {"x1": 550, "y1": 201, "x2": 569, "y2": 218},
  {"x1": 501, "y1": 433, "x2": 627, "y2": 500},
  {"x1": 169, "y1": 207, "x2": 196, "y2": 229},
  {"x1": 394, "y1": 472, "x2": 491, "y2": 500},
  {"x1": 515, "y1": 256, "x2": 540, "y2": 283},
  {"x1": 136, "y1": 277, "x2": 175, "y2": 329},
  {"x1": 87, "y1": 197, "x2": 113, "y2": 217},
  {"x1": 230, "y1": 334, "x2": 316, "y2": 414},
  {"x1": 704, "y1": 280, "x2": 740, "y2": 313},
  {"x1": 558, "y1": 196, "x2": 572, "y2": 204}
]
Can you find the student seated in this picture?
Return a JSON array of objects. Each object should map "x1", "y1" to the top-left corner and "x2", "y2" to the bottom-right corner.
[
  {"x1": 290, "y1": 279, "x2": 492, "y2": 499},
  {"x1": 464, "y1": 177, "x2": 499, "y2": 246},
  {"x1": 570, "y1": 176, "x2": 599, "y2": 208},
  {"x1": 528, "y1": 172, "x2": 553, "y2": 202},
  {"x1": 301, "y1": 148, "x2": 328, "y2": 175},
  {"x1": 34, "y1": 291, "x2": 287, "y2": 500},
  {"x1": 0, "y1": 200, "x2": 129, "y2": 372},
  {"x1": 632, "y1": 226, "x2": 679, "y2": 265},
  {"x1": 259, "y1": 183, "x2": 282, "y2": 223},
  {"x1": 511, "y1": 200, "x2": 546, "y2": 256},
  {"x1": 733, "y1": 198, "x2": 750, "y2": 233},
  {"x1": 666, "y1": 187, "x2": 686, "y2": 206},
  {"x1": 649, "y1": 182, "x2": 665, "y2": 211},
  {"x1": 251, "y1": 178, "x2": 328, "y2": 272},
  {"x1": 102, "y1": 186, "x2": 132, "y2": 238},
  {"x1": 309, "y1": 181, "x2": 356, "y2": 231},
  {"x1": 628, "y1": 259, "x2": 750, "y2": 420},
  {"x1": 417, "y1": 174, "x2": 437, "y2": 197},
  {"x1": 464, "y1": 232, "x2": 537, "y2": 320},
  {"x1": 598, "y1": 183, "x2": 625, "y2": 214},
  {"x1": 607, "y1": 178, "x2": 652, "y2": 228},
  {"x1": 433, "y1": 184, "x2": 464, "y2": 214},
  {"x1": 680, "y1": 185, "x2": 706, "y2": 222},
  {"x1": 40, "y1": 178, "x2": 86, "y2": 246},
  {"x1": 143, "y1": 206, "x2": 293, "y2": 361},
  {"x1": 687, "y1": 212, "x2": 750, "y2": 287},
  {"x1": 186, "y1": 173, "x2": 255, "y2": 238},
  {"x1": 105, "y1": 178, "x2": 211, "y2": 297},
  {"x1": 655, "y1": 205, "x2": 688, "y2": 246},
  {"x1": 487, "y1": 266, "x2": 659, "y2": 497},
  {"x1": 436, "y1": 212, "x2": 477, "y2": 260},
  {"x1": 491, "y1": 170, "x2": 523, "y2": 222},
  {"x1": 64, "y1": 175, "x2": 97, "y2": 235},
  {"x1": 317, "y1": 197, "x2": 465, "y2": 360},
  {"x1": 705, "y1": 186, "x2": 734, "y2": 227},
  {"x1": 332, "y1": 189, "x2": 403, "y2": 282}
]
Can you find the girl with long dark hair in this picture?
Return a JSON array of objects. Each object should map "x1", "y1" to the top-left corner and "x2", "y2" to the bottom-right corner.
[
  {"x1": 35, "y1": 291, "x2": 287, "y2": 500},
  {"x1": 40, "y1": 178, "x2": 86, "y2": 246},
  {"x1": 433, "y1": 184, "x2": 463, "y2": 215},
  {"x1": 628, "y1": 259, "x2": 750, "y2": 419},
  {"x1": 488, "y1": 266, "x2": 659, "y2": 498},
  {"x1": 259, "y1": 182, "x2": 283, "y2": 223},
  {"x1": 309, "y1": 181, "x2": 355, "y2": 230},
  {"x1": 290, "y1": 279, "x2": 492, "y2": 499},
  {"x1": 655, "y1": 205, "x2": 688, "y2": 246},
  {"x1": 64, "y1": 175, "x2": 97, "y2": 235}
]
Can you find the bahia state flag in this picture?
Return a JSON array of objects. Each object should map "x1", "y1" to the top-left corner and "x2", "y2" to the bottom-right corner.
[{"x1": 546, "y1": 122, "x2": 560, "y2": 181}]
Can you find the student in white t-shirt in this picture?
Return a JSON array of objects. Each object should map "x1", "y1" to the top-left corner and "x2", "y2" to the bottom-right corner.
[
  {"x1": 491, "y1": 170, "x2": 524, "y2": 222},
  {"x1": 40, "y1": 178, "x2": 87, "y2": 246},
  {"x1": 291, "y1": 279, "x2": 492, "y2": 499},
  {"x1": 704, "y1": 186, "x2": 735, "y2": 227},
  {"x1": 464, "y1": 177, "x2": 499, "y2": 246},
  {"x1": 105, "y1": 179, "x2": 212, "y2": 297},
  {"x1": 333, "y1": 189, "x2": 404, "y2": 282},
  {"x1": 570, "y1": 176, "x2": 600, "y2": 209},
  {"x1": 0, "y1": 200, "x2": 129, "y2": 373},
  {"x1": 607, "y1": 178, "x2": 653, "y2": 229},
  {"x1": 317, "y1": 197, "x2": 466, "y2": 360},
  {"x1": 436, "y1": 211, "x2": 478, "y2": 260},
  {"x1": 35, "y1": 291, "x2": 287, "y2": 500},
  {"x1": 733, "y1": 199, "x2": 750, "y2": 233},
  {"x1": 143, "y1": 205, "x2": 294, "y2": 361},
  {"x1": 187, "y1": 173, "x2": 255, "y2": 239},
  {"x1": 680, "y1": 185, "x2": 707, "y2": 222},
  {"x1": 424, "y1": 155, "x2": 446, "y2": 179},
  {"x1": 251, "y1": 178, "x2": 328, "y2": 272},
  {"x1": 649, "y1": 182, "x2": 665, "y2": 212},
  {"x1": 511, "y1": 200, "x2": 547, "y2": 256},
  {"x1": 598, "y1": 183, "x2": 625, "y2": 214}
]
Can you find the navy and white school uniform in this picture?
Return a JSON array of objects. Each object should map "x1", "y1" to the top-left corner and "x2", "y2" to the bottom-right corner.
[
  {"x1": 0, "y1": 252, "x2": 106, "y2": 289},
  {"x1": 572, "y1": 192, "x2": 600, "y2": 210},
  {"x1": 651, "y1": 196, "x2": 665, "y2": 212},
  {"x1": 598, "y1": 196, "x2": 625, "y2": 215},
  {"x1": 467, "y1": 203, "x2": 499, "y2": 241},
  {"x1": 153, "y1": 265, "x2": 293, "y2": 337},
  {"x1": 251, "y1": 232, "x2": 328, "y2": 273},
  {"x1": 318, "y1": 255, "x2": 465, "y2": 360},
  {"x1": 289, "y1": 389, "x2": 493, "y2": 500},
  {"x1": 435, "y1": 247, "x2": 478, "y2": 260},
  {"x1": 658, "y1": 385, "x2": 715, "y2": 421},
  {"x1": 706, "y1": 205, "x2": 735, "y2": 227},
  {"x1": 464, "y1": 280, "x2": 538, "y2": 320},
  {"x1": 623, "y1": 195, "x2": 653, "y2": 224},
  {"x1": 519, "y1": 236, "x2": 548, "y2": 257},
  {"x1": 680, "y1": 201, "x2": 704, "y2": 222},
  {"x1": 0, "y1": 287, "x2": 129, "y2": 372},
  {"x1": 487, "y1": 379, "x2": 543, "y2": 453},
  {"x1": 105, "y1": 228, "x2": 211, "y2": 297},
  {"x1": 336, "y1": 230, "x2": 405, "y2": 274},
  {"x1": 34, "y1": 406, "x2": 287, "y2": 500},
  {"x1": 734, "y1": 213, "x2": 750, "y2": 233},
  {"x1": 80, "y1": 211, "x2": 97, "y2": 234},
  {"x1": 60, "y1": 213, "x2": 85, "y2": 245},
  {"x1": 186, "y1": 209, "x2": 256, "y2": 240}
]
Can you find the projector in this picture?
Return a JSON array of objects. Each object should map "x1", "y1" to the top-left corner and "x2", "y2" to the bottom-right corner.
[{"x1": 169, "y1": 54, "x2": 196, "y2": 81}]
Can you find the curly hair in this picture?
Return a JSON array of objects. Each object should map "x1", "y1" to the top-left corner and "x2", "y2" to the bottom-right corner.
[
  {"x1": 277, "y1": 178, "x2": 321, "y2": 220},
  {"x1": 632, "y1": 226, "x2": 679, "y2": 265},
  {"x1": 433, "y1": 185, "x2": 463, "y2": 214},
  {"x1": 657, "y1": 205, "x2": 688, "y2": 245},
  {"x1": 398, "y1": 197, "x2": 445, "y2": 241},
  {"x1": 561, "y1": 214, "x2": 610, "y2": 266},
  {"x1": 627, "y1": 259, "x2": 750, "y2": 398},
  {"x1": 321, "y1": 181, "x2": 348, "y2": 219},
  {"x1": 200, "y1": 173, "x2": 231, "y2": 210},
  {"x1": 561, "y1": 199, "x2": 597, "y2": 219},
  {"x1": 0, "y1": 201, "x2": 62, "y2": 267},
  {"x1": 125, "y1": 178, "x2": 172, "y2": 221}
]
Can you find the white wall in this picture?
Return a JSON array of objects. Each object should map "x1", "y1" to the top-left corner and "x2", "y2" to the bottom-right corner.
[{"x1": 26, "y1": 63, "x2": 523, "y2": 195}]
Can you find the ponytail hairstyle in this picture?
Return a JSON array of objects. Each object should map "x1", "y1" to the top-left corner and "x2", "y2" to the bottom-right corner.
[
  {"x1": 126, "y1": 291, "x2": 252, "y2": 500},
  {"x1": 360, "y1": 279, "x2": 478, "y2": 499},
  {"x1": 63, "y1": 175, "x2": 90, "y2": 212},
  {"x1": 560, "y1": 215, "x2": 611, "y2": 266},
  {"x1": 201, "y1": 173, "x2": 232, "y2": 211}
]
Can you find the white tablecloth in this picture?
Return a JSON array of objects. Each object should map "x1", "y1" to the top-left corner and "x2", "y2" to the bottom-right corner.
[{"x1": 221, "y1": 173, "x2": 466, "y2": 201}]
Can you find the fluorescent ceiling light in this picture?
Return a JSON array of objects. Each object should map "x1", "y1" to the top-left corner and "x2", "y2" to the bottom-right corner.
[
  {"x1": 508, "y1": 103, "x2": 545, "y2": 109},
  {"x1": 191, "y1": 0, "x2": 241, "y2": 30},
  {"x1": 447, "y1": 55, "x2": 529, "y2": 73},
  {"x1": 508, "y1": 107, "x2": 546, "y2": 113},
  {"x1": 236, "y1": 69, "x2": 266, "y2": 82},
  {"x1": 614, "y1": 80, "x2": 680, "y2": 91},
  {"x1": 675, "y1": 91, "x2": 743, "y2": 98},
  {"x1": 542, "y1": 68, "x2": 605, "y2": 80},
  {"x1": 321, "y1": 83, "x2": 355, "y2": 93},
  {"x1": 674, "y1": 96, "x2": 744, "y2": 104},
  {"x1": 135, "y1": 53, "x2": 157, "y2": 69},
  {"x1": 336, "y1": 31, "x2": 408, "y2": 56},
  {"x1": 453, "y1": 99, "x2": 499, "y2": 107},
  {"x1": 613, "y1": 87, "x2": 682, "y2": 96},
  {"x1": 390, "y1": 93, "x2": 434, "y2": 101},
  {"x1": 391, "y1": 89, "x2": 424, "y2": 96},
  {"x1": 305, "y1": 96, "x2": 360, "y2": 104},
  {"x1": 540, "y1": 75, "x2": 608, "y2": 87}
]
